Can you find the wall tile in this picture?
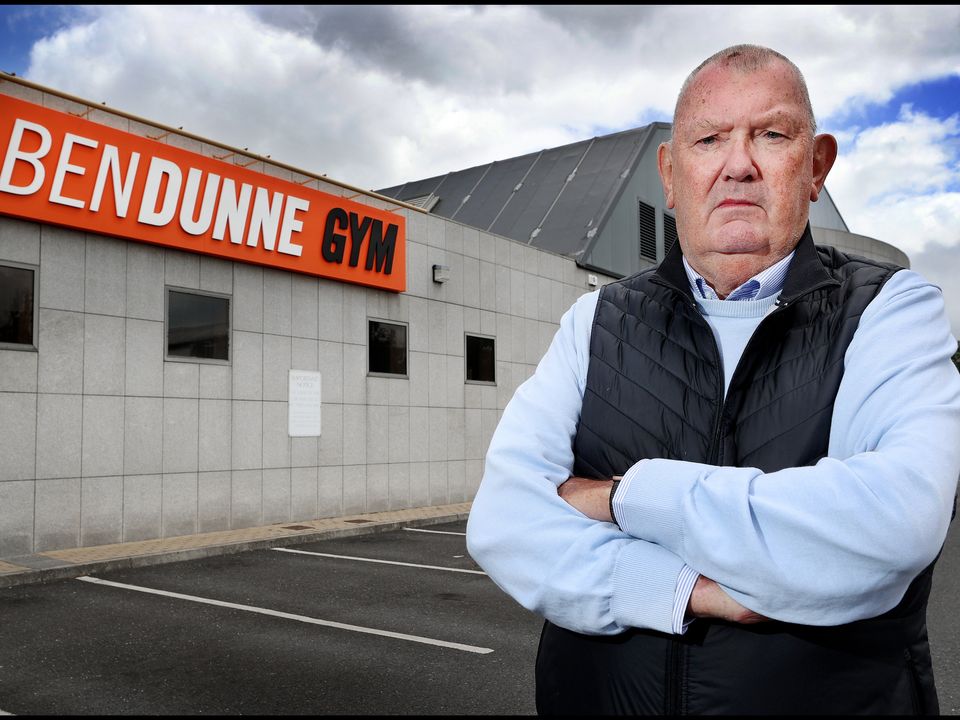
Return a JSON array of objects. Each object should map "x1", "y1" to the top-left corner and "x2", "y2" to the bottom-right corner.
[
  {"x1": 198, "y1": 471, "x2": 231, "y2": 533},
  {"x1": 39, "y1": 225, "x2": 84, "y2": 311},
  {"x1": 126, "y1": 244, "x2": 164, "y2": 321},
  {"x1": 81, "y1": 395, "x2": 124, "y2": 477},
  {"x1": 123, "y1": 474, "x2": 162, "y2": 541},
  {"x1": 292, "y1": 275, "x2": 319, "y2": 339},
  {"x1": 165, "y1": 250, "x2": 200, "y2": 290},
  {"x1": 263, "y1": 334, "x2": 291, "y2": 402},
  {"x1": 162, "y1": 397, "x2": 199, "y2": 474},
  {"x1": 0, "y1": 217, "x2": 40, "y2": 264},
  {"x1": 342, "y1": 465, "x2": 365, "y2": 515},
  {"x1": 232, "y1": 400, "x2": 262, "y2": 470},
  {"x1": 0, "y1": 480, "x2": 35, "y2": 556},
  {"x1": 262, "y1": 468, "x2": 291, "y2": 524},
  {"x1": 85, "y1": 236, "x2": 126, "y2": 316},
  {"x1": 263, "y1": 269, "x2": 292, "y2": 336},
  {"x1": 125, "y1": 319, "x2": 163, "y2": 396},
  {"x1": 317, "y1": 280, "x2": 343, "y2": 342},
  {"x1": 232, "y1": 331, "x2": 263, "y2": 401},
  {"x1": 81, "y1": 475, "x2": 123, "y2": 546},
  {"x1": 262, "y1": 401, "x2": 290, "y2": 469},
  {"x1": 318, "y1": 465, "x2": 343, "y2": 518},
  {"x1": 199, "y1": 399, "x2": 231, "y2": 472},
  {"x1": 34, "y1": 477, "x2": 80, "y2": 551},
  {"x1": 233, "y1": 264, "x2": 263, "y2": 332},
  {"x1": 162, "y1": 472, "x2": 198, "y2": 538},
  {"x1": 409, "y1": 461, "x2": 430, "y2": 508},
  {"x1": 37, "y1": 309, "x2": 83, "y2": 394},
  {"x1": 123, "y1": 396, "x2": 162, "y2": 475},
  {"x1": 291, "y1": 466, "x2": 318, "y2": 521},
  {"x1": 83, "y1": 314, "x2": 126, "y2": 395},
  {"x1": 429, "y1": 461, "x2": 448, "y2": 506},
  {"x1": 0, "y1": 350, "x2": 37, "y2": 393},
  {"x1": 318, "y1": 403, "x2": 342, "y2": 467},
  {"x1": 231, "y1": 469, "x2": 262, "y2": 529},
  {"x1": 366, "y1": 464, "x2": 388, "y2": 512}
]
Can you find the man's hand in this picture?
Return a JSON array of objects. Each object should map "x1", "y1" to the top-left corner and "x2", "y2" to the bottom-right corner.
[
  {"x1": 557, "y1": 476, "x2": 614, "y2": 522},
  {"x1": 688, "y1": 576, "x2": 769, "y2": 624}
]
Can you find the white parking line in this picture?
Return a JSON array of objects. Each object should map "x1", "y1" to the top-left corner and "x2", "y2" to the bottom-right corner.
[
  {"x1": 77, "y1": 576, "x2": 493, "y2": 654},
  {"x1": 402, "y1": 527, "x2": 466, "y2": 536},
  {"x1": 272, "y1": 547, "x2": 486, "y2": 574}
]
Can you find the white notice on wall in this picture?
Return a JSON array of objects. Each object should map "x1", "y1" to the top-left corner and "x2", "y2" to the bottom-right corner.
[{"x1": 288, "y1": 370, "x2": 322, "y2": 437}]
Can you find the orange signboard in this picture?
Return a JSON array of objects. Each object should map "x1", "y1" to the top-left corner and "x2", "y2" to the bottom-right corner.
[{"x1": 0, "y1": 93, "x2": 405, "y2": 292}]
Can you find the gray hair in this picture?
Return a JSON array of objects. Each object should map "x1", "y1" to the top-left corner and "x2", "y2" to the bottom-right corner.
[{"x1": 671, "y1": 44, "x2": 817, "y2": 139}]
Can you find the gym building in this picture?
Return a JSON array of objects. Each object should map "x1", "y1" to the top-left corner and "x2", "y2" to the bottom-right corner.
[{"x1": 0, "y1": 74, "x2": 908, "y2": 558}]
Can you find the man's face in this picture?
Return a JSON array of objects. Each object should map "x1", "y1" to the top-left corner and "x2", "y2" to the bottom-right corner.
[{"x1": 657, "y1": 59, "x2": 836, "y2": 295}]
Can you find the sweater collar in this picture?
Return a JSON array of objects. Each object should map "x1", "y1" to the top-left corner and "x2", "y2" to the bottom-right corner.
[{"x1": 653, "y1": 223, "x2": 838, "y2": 304}]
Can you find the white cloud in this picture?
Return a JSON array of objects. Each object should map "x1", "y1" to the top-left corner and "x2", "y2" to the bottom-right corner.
[
  {"x1": 825, "y1": 107, "x2": 960, "y2": 256},
  {"x1": 906, "y1": 241, "x2": 960, "y2": 340},
  {"x1": 25, "y1": 5, "x2": 959, "y2": 190}
]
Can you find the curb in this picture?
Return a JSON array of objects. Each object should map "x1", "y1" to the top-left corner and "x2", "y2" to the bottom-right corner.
[{"x1": 0, "y1": 504, "x2": 472, "y2": 589}]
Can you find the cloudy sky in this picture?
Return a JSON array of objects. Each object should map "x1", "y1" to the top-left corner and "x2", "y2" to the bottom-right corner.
[{"x1": 2, "y1": 4, "x2": 959, "y2": 336}]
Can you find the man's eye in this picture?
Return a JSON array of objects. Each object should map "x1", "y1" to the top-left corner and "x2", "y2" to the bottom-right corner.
[
  {"x1": 764, "y1": 131, "x2": 785, "y2": 140},
  {"x1": 697, "y1": 136, "x2": 717, "y2": 146}
]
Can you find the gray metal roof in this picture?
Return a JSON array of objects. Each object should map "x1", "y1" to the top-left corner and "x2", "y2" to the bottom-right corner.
[{"x1": 376, "y1": 125, "x2": 657, "y2": 260}]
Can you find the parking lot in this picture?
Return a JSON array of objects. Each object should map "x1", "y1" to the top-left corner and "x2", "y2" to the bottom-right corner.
[
  {"x1": 0, "y1": 520, "x2": 543, "y2": 715},
  {"x1": 2, "y1": 515, "x2": 959, "y2": 715}
]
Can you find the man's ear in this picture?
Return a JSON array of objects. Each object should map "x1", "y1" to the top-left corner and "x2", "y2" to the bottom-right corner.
[
  {"x1": 657, "y1": 142, "x2": 675, "y2": 209},
  {"x1": 810, "y1": 133, "x2": 838, "y2": 202}
]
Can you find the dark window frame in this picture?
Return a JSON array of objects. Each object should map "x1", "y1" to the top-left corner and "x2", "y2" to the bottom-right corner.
[
  {"x1": 367, "y1": 318, "x2": 408, "y2": 378},
  {"x1": 0, "y1": 261, "x2": 38, "y2": 351},
  {"x1": 465, "y1": 333, "x2": 496, "y2": 385},
  {"x1": 164, "y1": 286, "x2": 232, "y2": 364}
]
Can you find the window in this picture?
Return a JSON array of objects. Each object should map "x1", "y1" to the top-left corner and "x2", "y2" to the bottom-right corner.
[
  {"x1": 368, "y1": 320, "x2": 407, "y2": 376},
  {"x1": 166, "y1": 288, "x2": 230, "y2": 361},
  {"x1": 0, "y1": 263, "x2": 36, "y2": 348},
  {"x1": 465, "y1": 334, "x2": 496, "y2": 384},
  {"x1": 664, "y1": 212, "x2": 679, "y2": 256},
  {"x1": 639, "y1": 200, "x2": 657, "y2": 261}
]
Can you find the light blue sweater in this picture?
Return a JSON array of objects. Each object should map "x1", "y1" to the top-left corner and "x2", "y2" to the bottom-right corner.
[{"x1": 466, "y1": 268, "x2": 960, "y2": 635}]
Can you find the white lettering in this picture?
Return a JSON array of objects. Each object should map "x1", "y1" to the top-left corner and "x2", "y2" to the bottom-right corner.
[
  {"x1": 179, "y1": 169, "x2": 221, "y2": 236},
  {"x1": 90, "y1": 145, "x2": 141, "y2": 217},
  {"x1": 49, "y1": 133, "x2": 99, "y2": 208},
  {"x1": 212, "y1": 178, "x2": 252, "y2": 244},
  {"x1": 0, "y1": 118, "x2": 52, "y2": 196},
  {"x1": 138, "y1": 157, "x2": 182, "y2": 226},
  {"x1": 246, "y1": 187, "x2": 283, "y2": 251},
  {"x1": 277, "y1": 196, "x2": 308, "y2": 257}
]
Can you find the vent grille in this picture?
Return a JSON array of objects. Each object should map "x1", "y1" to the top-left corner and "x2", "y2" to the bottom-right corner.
[
  {"x1": 639, "y1": 200, "x2": 657, "y2": 261},
  {"x1": 663, "y1": 212, "x2": 678, "y2": 256}
]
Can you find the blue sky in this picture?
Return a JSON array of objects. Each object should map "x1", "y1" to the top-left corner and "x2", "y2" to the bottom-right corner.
[{"x1": 1, "y1": 5, "x2": 959, "y2": 333}]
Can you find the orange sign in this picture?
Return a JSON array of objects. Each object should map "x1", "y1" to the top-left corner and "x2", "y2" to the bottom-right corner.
[{"x1": 0, "y1": 93, "x2": 405, "y2": 292}]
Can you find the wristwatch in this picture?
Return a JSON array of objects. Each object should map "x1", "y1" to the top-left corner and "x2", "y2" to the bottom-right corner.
[{"x1": 609, "y1": 475, "x2": 623, "y2": 527}]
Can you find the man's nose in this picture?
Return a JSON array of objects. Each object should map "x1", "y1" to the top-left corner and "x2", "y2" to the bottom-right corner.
[{"x1": 722, "y1": 137, "x2": 758, "y2": 182}]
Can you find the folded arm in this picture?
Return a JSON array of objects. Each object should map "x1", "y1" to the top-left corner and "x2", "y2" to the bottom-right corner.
[
  {"x1": 466, "y1": 290, "x2": 692, "y2": 635},
  {"x1": 613, "y1": 270, "x2": 960, "y2": 624}
]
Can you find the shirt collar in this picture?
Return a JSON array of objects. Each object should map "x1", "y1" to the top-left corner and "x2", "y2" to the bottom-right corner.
[{"x1": 683, "y1": 251, "x2": 795, "y2": 301}]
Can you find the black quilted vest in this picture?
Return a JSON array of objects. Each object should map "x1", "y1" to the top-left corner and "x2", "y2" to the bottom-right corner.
[{"x1": 536, "y1": 227, "x2": 940, "y2": 715}]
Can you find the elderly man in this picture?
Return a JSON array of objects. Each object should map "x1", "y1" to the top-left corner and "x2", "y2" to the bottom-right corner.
[{"x1": 466, "y1": 44, "x2": 960, "y2": 715}]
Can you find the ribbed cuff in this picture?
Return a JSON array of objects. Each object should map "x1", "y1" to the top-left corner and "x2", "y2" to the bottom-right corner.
[
  {"x1": 609, "y1": 539, "x2": 687, "y2": 635},
  {"x1": 617, "y1": 458, "x2": 693, "y2": 553}
]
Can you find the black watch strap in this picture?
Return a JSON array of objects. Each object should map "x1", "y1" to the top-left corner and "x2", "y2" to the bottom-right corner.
[{"x1": 609, "y1": 477, "x2": 622, "y2": 527}]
